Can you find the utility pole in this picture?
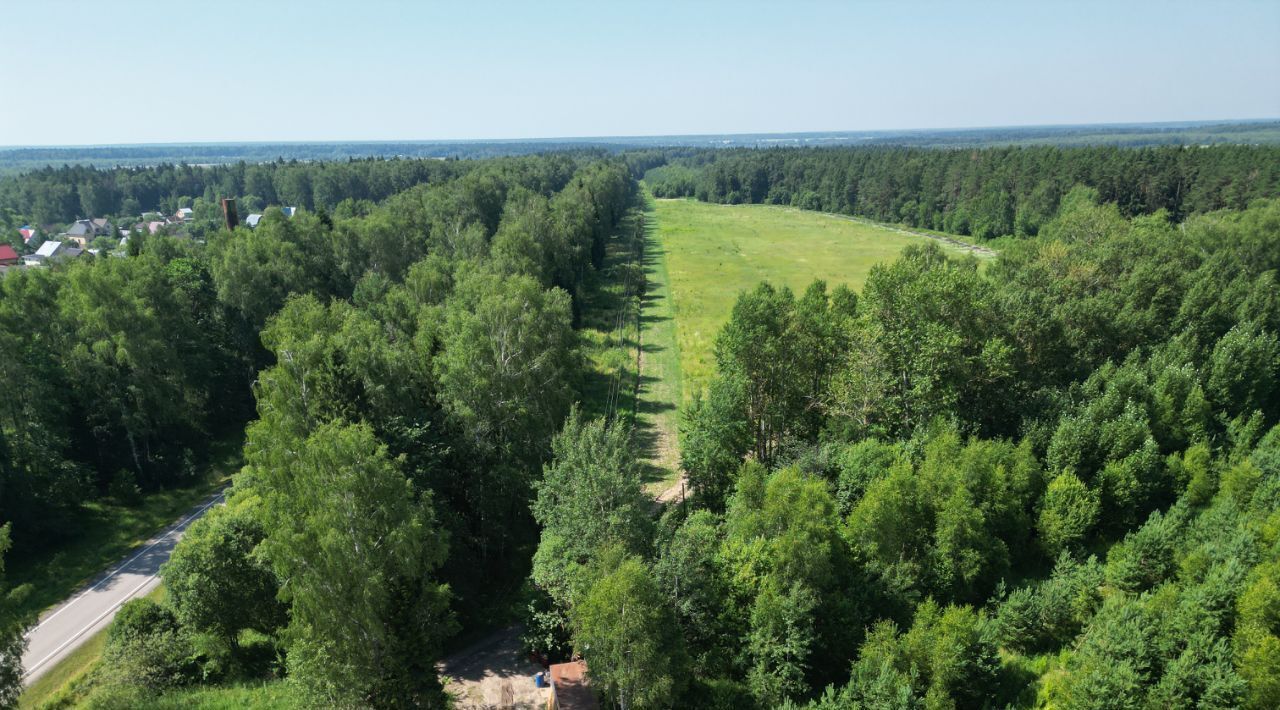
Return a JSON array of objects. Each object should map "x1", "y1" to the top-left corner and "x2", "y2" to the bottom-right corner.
[{"x1": 220, "y1": 198, "x2": 239, "y2": 231}]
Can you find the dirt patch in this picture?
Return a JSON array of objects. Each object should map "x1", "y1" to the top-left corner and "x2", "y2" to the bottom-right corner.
[
  {"x1": 438, "y1": 625, "x2": 548, "y2": 709},
  {"x1": 654, "y1": 476, "x2": 687, "y2": 506}
]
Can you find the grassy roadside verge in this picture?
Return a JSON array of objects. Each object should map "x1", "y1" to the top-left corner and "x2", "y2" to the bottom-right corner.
[
  {"x1": 9, "y1": 437, "x2": 240, "y2": 621},
  {"x1": 20, "y1": 586, "x2": 168, "y2": 709},
  {"x1": 22, "y1": 584, "x2": 298, "y2": 710},
  {"x1": 19, "y1": 624, "x2": 107, "y2": 709},
  {"x1": 116, "y1": 681, "x2": 299, "y2": 710}
]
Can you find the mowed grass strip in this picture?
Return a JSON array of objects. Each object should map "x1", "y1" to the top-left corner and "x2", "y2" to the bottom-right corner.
[
  {"x1": 575, "y1": 192, "x2": 684, "y2": 493},
  {"x1": 635, "y1": 190, "x2": 683, "y2": 494},
  {"x1": 121, "y1": 681, "x2": 301, "y2": 710},
  {"x1": 654, "y1": 198, "x2": 978, "y2": 400}
]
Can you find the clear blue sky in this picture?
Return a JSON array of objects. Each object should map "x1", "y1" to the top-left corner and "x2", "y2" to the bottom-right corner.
[{"x1": 2, "y1": 0, "x2": 1277, "y2": 145}]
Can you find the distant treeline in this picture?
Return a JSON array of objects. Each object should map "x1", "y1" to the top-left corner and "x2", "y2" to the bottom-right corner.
[
  {"x1": 1, "y1": 158, "x2": 464, "y2": 225},
  {"x1": 0, "y1": 156, "x2": 580, "y2": 225},
  {"x1": 0, "y1": 152, "x2": 664, "y2": 257},
  {"x1": 5, "y1": 119, "x2": 1277, "y2": 177},
  {"x1": 846, "y1": 119, "x2": 1280, "y2": 148},
  {"x1": 644, "y1": 145, "x2": 1280, "y2": 238},
  {"x1": 0, "y1": 141, "x2": 632, "y2": 177}
]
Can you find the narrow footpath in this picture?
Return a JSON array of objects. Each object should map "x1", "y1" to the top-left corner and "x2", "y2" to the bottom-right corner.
[
  {"x1": 633, "y1": 190, "x2": 686, "y2": 502},
  {"x1": 822, "y1": 211, "x2": 997, "y2": 258}
]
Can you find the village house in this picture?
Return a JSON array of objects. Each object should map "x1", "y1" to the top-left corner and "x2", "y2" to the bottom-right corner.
[
  {"x1": 24, "y1": 243, "x2": 53, "y2": 265},
  {"x1": 245, "y1": 207, "x2": 298, "y2": 228},
  {"x1": 548, "y1": 660, "x2": 596, "y2": 710},
  {"x1": 24, "y1": 239, "x2": 84, "y2": 266},
  {"x1": 61, "y1": 219, "x2": 113, "y2": 247},
  {"x1": 0, "y1": 244, "x2": 19, "y2": 266},
  {"x1": 131, "y1": 220, "x2": 169, "y2": 235}
]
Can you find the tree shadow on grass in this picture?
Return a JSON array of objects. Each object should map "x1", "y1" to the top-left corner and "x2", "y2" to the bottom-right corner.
[{"x1": 631, "y1": 371, "x2": 679, "y2": 487}]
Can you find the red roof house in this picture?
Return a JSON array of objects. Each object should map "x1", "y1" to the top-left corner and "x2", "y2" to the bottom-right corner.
[
  {"x1": 0, "y1": 245, "x2": 19, "y2": 266},
  {"x1": 549, "y1": 660, "x2": 597, "y2": 710}
]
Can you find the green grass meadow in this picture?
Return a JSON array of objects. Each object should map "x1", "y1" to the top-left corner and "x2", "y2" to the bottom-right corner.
[
  {"x1": 101, "y1": 681, "x2": 299, "y2": 710},
  {"x1": 653, "y1": 198, "x2": 979, "y2": 400}
]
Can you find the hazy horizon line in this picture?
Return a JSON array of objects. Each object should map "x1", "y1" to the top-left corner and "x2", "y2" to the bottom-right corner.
[{"x1": 3, "y1": 117, "x2": 1277, "y2": 151}]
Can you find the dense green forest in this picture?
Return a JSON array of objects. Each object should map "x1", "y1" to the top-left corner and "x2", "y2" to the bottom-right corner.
[
  {"x1": 643, "y1": 145, "x2": 1280, "y2": 238},
  {"x1": 0, "y1": 158, "x2": 469, "y2": 227},
  {"x1": 513, "y1": 186, "x2": 1280, "y2": 708},
  {"x1": 0, "y1": 153, "x2": 604, "y2": 553},
  {"x1": 2, "y1": 145, "x2": 1278, "y2": 708},
  {"x1": 0, "y1": 152, "x2": 632, "y2": 706}
]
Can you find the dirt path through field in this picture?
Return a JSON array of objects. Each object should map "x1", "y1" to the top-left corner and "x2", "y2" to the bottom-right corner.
[
  {"x1": 820, "y1": 211, "x2": 997, "y2": 257},
  {"x1": 634, "y1": 190, "x2": 685, "y2": 501},
  {"x1": 436, "y1": 193, "x2": 688, "y2": 706}
]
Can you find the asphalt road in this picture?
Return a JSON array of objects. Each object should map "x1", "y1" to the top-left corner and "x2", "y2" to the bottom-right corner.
[{"x1": 21, "y1": 489, "x2": 226, "y2": 685}]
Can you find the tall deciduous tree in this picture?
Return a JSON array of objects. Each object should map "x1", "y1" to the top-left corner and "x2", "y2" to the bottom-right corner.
[
  {"x1": 0, "y1": 525, "x2": 29, "y2": 709},
  {"x1": 654, "y1": 510, "x2": 731, "y2": 675},
  {"x1": 723, "y1": 465, "x2": 864, "y2": 703},
  {"x1": 679, "y1": 375, "x2": 750, "y2": 511},
  {"x1": 571, "y1": 556, "x2": 687, "y2": 710},
  {"x1": 714, "y1": 282, "x2": 801, "y2": 464},
  {"x1": 1038, "y1": 471, "x2": 1100, "y2": 557},
  {"x1": 161, "y1": 503, "x2": 285, "y2": 649},
  {"x1": 248, "y1": 420, "x2": 454, "y2": 707},
  {"x1": 208, "y1": 212, "x2": 339, "y2": 330},
  {"x1": 855, "y1": 243, "x2": 1014, "y2": 437},
  {"x1": 532, "y1": 409, "x2": 651, "y2": 607},
  {"x1": 435, "y1": 269, "x2": 575, "y2": 471}
]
